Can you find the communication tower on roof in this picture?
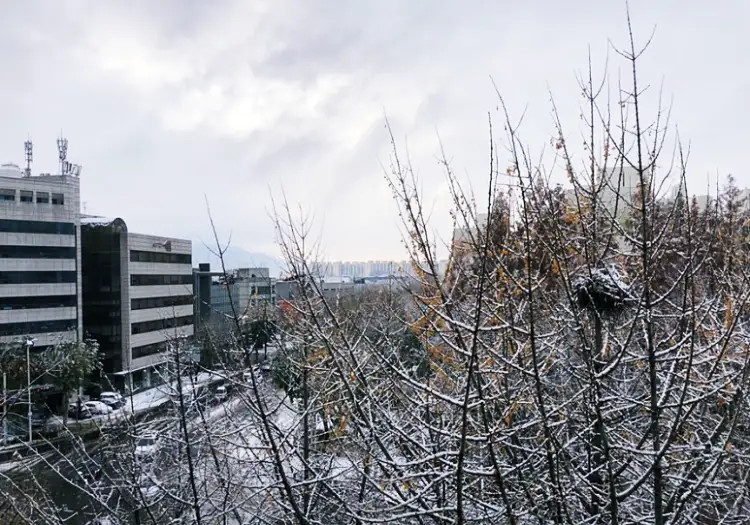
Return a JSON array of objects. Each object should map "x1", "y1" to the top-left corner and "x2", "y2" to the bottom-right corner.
[
  {"x1": 23, "y1": 138, "x2": 32, "y2": 177},
  {"x1": 57, "y1": 135, "x2": 68, "y2": 176}
]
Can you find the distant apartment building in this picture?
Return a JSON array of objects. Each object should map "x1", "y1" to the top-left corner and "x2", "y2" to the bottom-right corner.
[
  {"x1": 81, "y1": 216, "x2": 193, "y2": 392},
  {"x1": 0, "y1": 163, "x2": 82, "y2": 351},
  {"x1": 320, "y1": 260, "x2": 416, "y2": 279}
]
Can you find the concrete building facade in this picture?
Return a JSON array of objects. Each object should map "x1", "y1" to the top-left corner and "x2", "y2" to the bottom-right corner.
[
  {"x1": 0, "y1": 163, "x2": 82, "y2": 350},
  {"x1": 210, "y1": 267, "x2": 275, "y2": 319},
  {"x1": 81, "y1": 216, "x2": 193, "y2": 392}
]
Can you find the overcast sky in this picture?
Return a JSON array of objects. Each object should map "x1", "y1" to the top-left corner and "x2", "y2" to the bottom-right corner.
[{"x1": 0, "y1": 1, "x2": 746, "y2": 260}]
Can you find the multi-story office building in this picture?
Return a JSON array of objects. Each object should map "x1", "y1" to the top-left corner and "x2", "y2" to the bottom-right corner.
[
  {"x1": 210, "y1": 267, "x2": 275, "y2": 318},
  {"x1": 81, "y1": 216, "x2": 193, "y2": 391},
  {"x1": 0, "y1": 163, "x2": 82, "y2": 350}
]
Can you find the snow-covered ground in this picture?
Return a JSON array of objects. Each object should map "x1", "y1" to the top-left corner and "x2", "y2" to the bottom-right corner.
[{"x1": 0, "y1": 371, "x2": 234, "y2": 470}]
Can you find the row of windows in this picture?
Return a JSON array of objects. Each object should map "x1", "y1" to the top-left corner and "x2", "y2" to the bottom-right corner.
[
  {"x1": 130, "y1": 250, "x2": 191, "y2": 265},
  {"x1": 131, "y1": 295, "x2": 193, "y2": 311},
  {"x1": 0, "y1": 245, "x2": 76, "y2": 259},
  {"x1": 0, "y1": 271, "x2": 77, "y2": 285},
  {"x1": 131, "y1": 314, "x2": 193, "y2": 335},
  {"x1": 130, "y1": 274, "x2": 192, "y2": 286},
  {"x1": 1, "y1": 295, "x2": 76, "y2": 310},
  {"x1": 132, "y1": 342, "x2": 165, "y2": 359},
  {"x1": 0, "y1": 219, "x2": 76, "y2": 236},
  {"x1": 0, "y1": 189, "x2": 64, "y2": 205},
  {"x1": 0, "y1": 319, "x2": 76, "y2": 337}
]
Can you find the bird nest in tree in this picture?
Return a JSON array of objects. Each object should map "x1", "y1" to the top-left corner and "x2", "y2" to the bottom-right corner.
[{"x1": 573, "y1": 266, "x2": 632, "y2": 315}]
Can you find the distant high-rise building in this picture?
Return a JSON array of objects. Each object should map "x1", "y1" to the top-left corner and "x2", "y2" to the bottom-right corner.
[{"x1": 320, "y1": 259, "x2": 418, "y2": 279}]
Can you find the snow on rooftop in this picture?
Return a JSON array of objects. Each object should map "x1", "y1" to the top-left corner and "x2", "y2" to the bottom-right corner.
[{"x1": 80, "y1": 215, "x2": 117, "y2": 227}]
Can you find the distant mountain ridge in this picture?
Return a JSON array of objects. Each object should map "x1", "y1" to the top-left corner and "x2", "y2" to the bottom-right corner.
[{"x1": 192, "y1": 243, "x2": 285, "y2": 277}]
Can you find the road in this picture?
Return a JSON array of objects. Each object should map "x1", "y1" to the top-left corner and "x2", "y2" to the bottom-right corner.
[{"x1": 1, "y1": 387, "x2": 253, "y2": 525}]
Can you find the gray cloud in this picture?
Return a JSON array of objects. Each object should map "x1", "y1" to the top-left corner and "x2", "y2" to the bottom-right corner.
[{"x1": 0, "y1": 0, "x2": 746, "y2": 261}]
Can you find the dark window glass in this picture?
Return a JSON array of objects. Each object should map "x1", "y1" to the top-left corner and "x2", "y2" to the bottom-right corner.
[
  {"x1": 132, "y1": 342, "x2": 166, "y2": 359},
  {"x1": 0, "y1": 219, "x2": 75, "y2": 235},
  {"x1": 131, "y1": 295, "x2": 193, "y2": 311},
  {"x1": 131, "y1": 315, "x2": 193, "y2": 335},
  {"x1": 130, "y1": 274, "x2": 193, "y2": 286},
  {"x1": 0, "y1": 319, "x2": 76, "y2": 337},
  {"x1": 81, "y1": 225, "x2": 123, "y2": 370},
  {"x1": 0, "y1": 271, "x2": 76, "y2": 284},
  {"x1": 0, "y1": 245, "x2": 76, "y2": 259},
  {"x1": 252, "y1": 286, "x2": 272, "y2": 295},
  {"x1": 0, "y1": 189, "x2": 15, "y2": 202},
  {"x1": 129, "y1": 250, "x2": 191, "y2": 265},
  {"x1": 19, "y1": 191, "x2": 33, "y2": 203},
  {"x1": 51, "y1": 193, "x2": 64, "y2": 205},
  {"x1": 36, "y1": 192, "x2": 49, "y2": 204},
  {"x1": 0, "y1": 295, "x2": 76, "y2": 310}
]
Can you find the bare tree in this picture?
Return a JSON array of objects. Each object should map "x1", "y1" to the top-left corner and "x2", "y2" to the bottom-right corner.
[{"x1": 2, "y1": 14, "x2": 749, "y2": 525}]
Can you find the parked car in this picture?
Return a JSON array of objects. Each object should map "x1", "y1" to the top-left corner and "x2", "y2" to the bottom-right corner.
[
  {"x1": 99, "y1": 391, "x2": 125, "y2": 409},
  {"x1": 214, "y1": 385, "x2": 227, "y2": 403},
  {"x1": 242, "y1": 370, "x2": 253, "y2": 383},
  {"x1": 30, "y1": 407, "x2": 51, "y2": 429},
  {"x1": 137, "y1": 468, "x2": 163, "y2": 502},
  {"x1": 0, "y1": 420, "x2": 25, "y2": 444},
  {"x1": 77, "y1": 453, "x2": 104, "y2": 485},
  {"x1": 69, "y1": 403, "x2": 93, "y2": 420},
  {"x1": 85, "y1": 401, "x2": 114, "y2": 416},
  {"x1": 135, "y1": 432, "x2": 160, "y2": 461},
  {"x1": 86, "y1": 518, "x2": 113, "y2": 525}
]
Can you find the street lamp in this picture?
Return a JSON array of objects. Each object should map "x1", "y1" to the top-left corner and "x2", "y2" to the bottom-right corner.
[
  {"x1": 2, "y1": 368, "x2": 6, "y2": 446},
  {"x1": 25, "y1": 337, "x2": 34, "y2": 443}
]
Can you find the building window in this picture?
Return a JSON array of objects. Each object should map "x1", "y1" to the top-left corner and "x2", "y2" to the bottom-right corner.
[
  {"x1": 131, "y1": 295, "x2": 193, "y2": 311},
  {"x1": 0, "y1": 245, "x2": 76, "y2": 259},
  {"x1": 0, "y1": 189, "x2": 16, "y2": 202},
  {"x1": 0, "y1": 295, "x2": 76, "y2": 310},
  {"x1": 0, "y1": 219, "x2": 75, "y2": 235},
  {"x1": 131, "y1": 315, "x2": 193, "y2": 335},
  {"x1": 132, "y1": 342, "x2": 166, "y2": 359},
  {"x1": 0, "y1": 271, "x2": 77, "y2": 284},
  {"x1": 0, "y1": 319, "x2": 76, "y2": 337},
  {"x1": 51, "y1": 193, "x2": 64, "y2": 205},
  {"x1": 130, "y1": 274, "x2": 193, "y2": 286},
  {"x1": 19, "y1": 190, "x2": 33, "y2": 203},
  {"x1": 36, "y1": 192, "x2": 49, "y2": 204},
  {"x1": 129, "y1": 250, "x2": 192, "y2": 265}
]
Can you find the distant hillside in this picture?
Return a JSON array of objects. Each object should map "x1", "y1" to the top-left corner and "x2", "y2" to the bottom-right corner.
[{"x1": 192, "y1": 243, "x2": 285, "y2": 277}]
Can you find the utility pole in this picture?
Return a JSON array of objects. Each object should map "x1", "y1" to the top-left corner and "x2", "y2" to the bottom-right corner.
[
  {"x1": 2, "y1": 371, "x2": 7, "y2": 446},
  {"x1": 26, "y1": 338, "x2": 33, "y2": 443}
]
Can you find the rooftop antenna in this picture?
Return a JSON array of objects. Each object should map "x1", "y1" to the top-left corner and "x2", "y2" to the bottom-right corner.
[
  {"x1": 23, "y1": 138, "x2": 32, "y2": 177},
  {"x1": 56, "y1": 134, "x2": 68, "y2": 176}
]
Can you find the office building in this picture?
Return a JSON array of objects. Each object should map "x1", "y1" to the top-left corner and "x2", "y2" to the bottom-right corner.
[
  {"x1": 210, "y1": 267, "x2": 275, "y2": 319},
  {"x1": 81, "y1": 216, "x2": 193, "y2": 391},
  {"x1": 0, "y1": 163, "x2": 82, "y2": 350}
]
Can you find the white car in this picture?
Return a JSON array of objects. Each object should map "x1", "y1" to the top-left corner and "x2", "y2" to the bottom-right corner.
[
  {"x1": 242, "y1": 370, "x2": 253, "y2": 383},
  {"x1": 135, "y1": 433, "x2": 160, "y2": 460},
  {"x1": 85, "y1": 401, "x2": 114, "y2": 415},
  {"x1": 137, "y1": 469, "x2": 163, "y2": 502},
  {"x1": 214, "y1": 385, "x2": 227, "y2": 402},
  {"x1": 99, "y1": 391, "x2": 124, "y2": 409}
]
